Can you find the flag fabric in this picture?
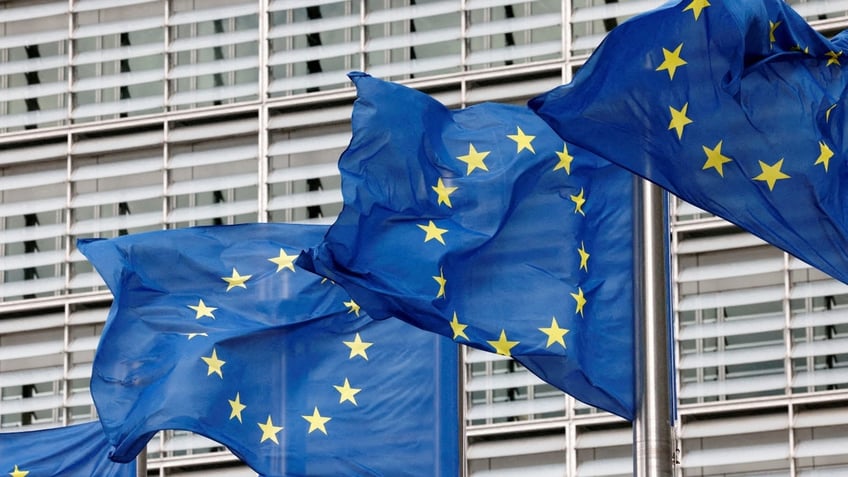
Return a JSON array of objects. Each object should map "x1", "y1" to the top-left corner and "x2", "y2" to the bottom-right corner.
[
  {"x1": 0, "y1": 421, "x2": 136, "y2": 477},
  {"x1": 298, "y1": 72, "x2": 637, "y2": 420},
  {"x1": 78, "y1": 223, "x2": 458, "y2": 477},
  {"x1": 531, "y1": 0, "x2": 848, "y2": 284}
]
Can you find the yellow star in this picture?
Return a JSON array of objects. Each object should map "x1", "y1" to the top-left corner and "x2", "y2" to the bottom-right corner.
[
  {"x1": 701, "y1": 140, "x2": 733, "y2": 177},
  {"x1": 826, "y1": 50, "x2": 842, "y2": 66},
  {"x1": 344, "y1": 333, "x2": 373, "y2": 360},
  {"x1": 656, "y1": 43, "x2": 687, "y2": 80},
  {"x1": 456, "y1": 144, "x2": 490, "y2": 175},
  {"x1": 668, "y1": 103, "x2": 693, "y2": 139},
  {"x1": 487, "y1": 329, "x2": 519, "y2": 357},
  {"x1": 578, "y1": 241, "x2": 590, "y2": 272},
  {"x1": 188, "y1": 299, "x2": 216, "y2": 319},
  {"x1": 222, "y1": 268, "x2": 251, "y2": 291},
  {"x1": 9, "y1": 466, "x2": 28, "y2": 477},
  {"x1": 571, "y1": 287, "x2": 587, "y2": 317},
  {"x1": 417, "y1": 220, "x2": 448, "y2": 245},
  {"x1": 302, "y1": 406, "x2": 331, "y2": 434},
  {"x1": 229, "y1": 392, "x2": 247, "y2": 423},
  {"x1": 753, "y1": 158, "x2": 791, "y2": 191},
  {"x1": 268, "y1": 248, "x2": 297, "y2": 272},
  {"x1": 826, "y1": 104, "x2": 838, "y2": 122},
  {"x1": 201, "y1": 348, "x2": 226, "y2": 378},
  {"x1": 450, "y1": 312, "x2": 469, "y2": 341},
  {"x1": 258, "y1": 415, "x2": 283, "y2": 444},
  {"x1": 432, "y1": 178, "x2": 458, "y2": 207},
  {"x1": 433, "y1": 268, "x2": 447, "y2": 298},
  {"x1": 334, "y1": 378, "x2": 361, "y2": 405},
  {"x1": 769, "y1": 20, "x2": 781, "y2": 45},
  {"x1": 683, "y1": 0, "x2": 710, "y2": 20},
  {"x1": 815, "y1": 142, "x2": 834, "y2": 172},
  {"x1": 791, "y1": 44, "x2": 810, "y2": 55},
  {"x1": 554, "y1": 143, "x2": 574, "y2": 174},
  {"x1": 507, "y1": 126, "x2": 536, "y2": 154},
  {"x1": 539, "y1": 317, "x2": 570, "y2": 348},
  {"x1": 570, "y1": 188, "x2": 586, "y2": 216},
  {"x1": 344, "y1": 299, "x2": 360, "y2": 316},
  {"x1": 185, "y1": 332, "x2": 208, "y2": 340}
]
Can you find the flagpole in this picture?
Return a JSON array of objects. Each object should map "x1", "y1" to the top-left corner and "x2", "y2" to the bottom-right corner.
[{"x1": 633, "y1": 179, "x2": 673, "y2": 476}]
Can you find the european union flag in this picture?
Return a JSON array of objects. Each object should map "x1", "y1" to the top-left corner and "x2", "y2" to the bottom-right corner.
[
  {"x1": 0, "y1": 421, "x2": 135, "y2": 477},
  {"x1": 298, "y1": 73, "x2": 637, "y2": 419},
  {"x1": 531, "y1": 0, "x2": 848, "y2": 284},
  {"x1": 78, "y1": 223, "x2": 458, "y2": 477}
]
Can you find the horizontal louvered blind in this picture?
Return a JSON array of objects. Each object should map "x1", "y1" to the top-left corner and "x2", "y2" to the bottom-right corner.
[
  {"x1": 267, "y1": 118, "x2": 347, "y2": 223},
  {"x1": 0, "y1": 2, "x2": 68, "y2": 131},
  {"x1": 267, "y1": 0, "x2": 361, "y2": 95},
  {"x1": 675, "y1": 193, "x2": 848, "y2": 405},
  {"x1": 0, "y1": 0, "x2": 260, "y2": 132},
  {"x1": 0, "y1": 156, "x2": 67, "y2": 300},
  {"x1": 4, "y1": 0, "x2": 848, "y2": 134},
  {"x1": 0, "y1": 303, "x2": 108, "y2": 428},
  {"x1": 166, "y1": 116, "x2": 259, "y2": 226},
  {"x1": 569, "y1": 0, "x2": 663, "y2": 55}
]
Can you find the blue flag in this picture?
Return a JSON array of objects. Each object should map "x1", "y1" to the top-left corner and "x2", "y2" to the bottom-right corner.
[
  {"x1": 0, "y1": 421, "x2": 135, "y2": 477},
  {"x1": 531, "y1": 0, "x2": 848, "y2": 284},
  {"x1": 78, "y1": 224, "x2": 458, "y2": 477},
  {"x1": 298, "y1": 73, "x2": 637, "y2": 419}
]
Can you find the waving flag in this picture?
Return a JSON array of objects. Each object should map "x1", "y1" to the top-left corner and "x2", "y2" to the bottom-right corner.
[
  {"x1": 0, "y1": 421, "x2": 135, "y2": 477},
  {"x1": 531, "y1": 0, "x2": 848, "y2": 284},
  {"x1": 79, "y1": 223, "x2": 458, "y2": 477},
  {"x1": 299, "y1": 73, "x2": 637, "y2": 419}
]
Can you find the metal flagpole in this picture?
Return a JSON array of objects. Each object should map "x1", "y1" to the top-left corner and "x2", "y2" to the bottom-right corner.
[{"x1": 633, "y1": 179, "x2": 674, "y2": 476}]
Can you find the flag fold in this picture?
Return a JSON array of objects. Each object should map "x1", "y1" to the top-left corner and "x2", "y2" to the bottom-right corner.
[
  {"x1": 299, "y1": 72, "x2": 637, "y2": 419},
  {"x1": 0, "y1": 421, "x2": 135, "y2": 477},
  {"x1": 79, "y1": 223, "x2": 458, "y2": 477}
]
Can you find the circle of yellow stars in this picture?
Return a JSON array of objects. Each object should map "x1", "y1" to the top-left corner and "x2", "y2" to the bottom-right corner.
[
  {"x1": 415, "y1": 120, "x2": 600, "y2": 359},
  {"x1": 179, "y1": 246, "x2": 385, "y2": 446}
]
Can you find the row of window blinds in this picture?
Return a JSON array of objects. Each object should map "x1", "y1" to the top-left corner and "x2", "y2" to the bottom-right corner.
[
  {"x1": 0, "y1": 113, "x2": 349, "y2": 302},
  {"x1": 466, "y1": 424, "x2": 634, "y2": 477},
  {"x1": 573, "y1": 426, "x2": 631, "y2": 477},
  {"x1": 674, "y1": 225, "x2": 848, "y2": 404},
  {"x1": 677, "y1": 405, "x2": 848, "y2": 474},
  {"x1": 0, "y1": 0, "x2": 259, "y2": 131},
  {"x1": 268, "y1": 0, "x2": 574, "y2": 93},
  {"x1": 10, "y1": 0, "x2": 810, "y2": 131},
  {"x1": 0, "y1": 304, "x2": 106, "y2": 429},
  {"x1": 465, "y1": 347, "x2": 573, "y2": 425},
  {"x1": 146, "y1": 466, "x2": 255, "y2": 477}
]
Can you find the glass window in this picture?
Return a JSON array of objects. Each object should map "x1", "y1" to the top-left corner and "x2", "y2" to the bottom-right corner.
[
  {"x1": 269, "y1": 2, "x2": 361, "y2": 96},
  {"x1": 0, "y1": 8, "x2": 68, "y2": 132}
]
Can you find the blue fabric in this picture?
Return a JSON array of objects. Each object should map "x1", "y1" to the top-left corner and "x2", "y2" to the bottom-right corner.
[
  {"x1": 299, "y1": 73, "x2": 637, "y2": 420},
  {"x1": 0, "y1": 421, "x2": 135, "y2": 477},
  {"x1": 531, "y1": 0, "x2": 848, "y2": 284},
  {"x1": 78, "y1": 223, "x2": 458, "y2": 477}
]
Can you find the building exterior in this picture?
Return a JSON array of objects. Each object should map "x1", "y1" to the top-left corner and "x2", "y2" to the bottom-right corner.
[{"x1": 1, "y1": 0, "x2": 848, "y2": 475}]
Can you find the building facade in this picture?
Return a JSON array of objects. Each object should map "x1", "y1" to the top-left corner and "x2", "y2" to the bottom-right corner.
[{"x1": 1, "y1": 0, "x2": 848, "y2": 475}]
